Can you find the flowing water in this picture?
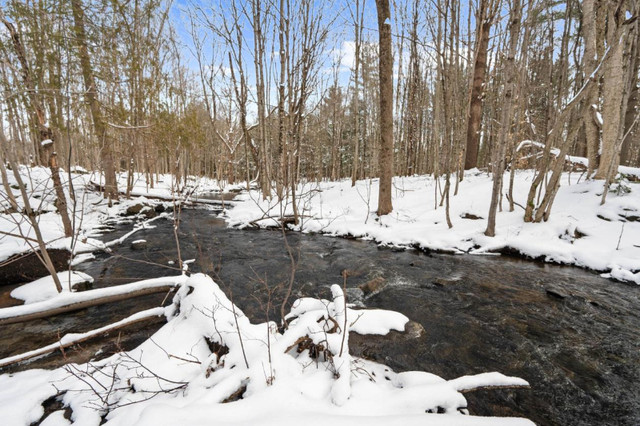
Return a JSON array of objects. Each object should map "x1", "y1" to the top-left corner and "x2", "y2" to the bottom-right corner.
[{"x1": 1, "y1": 207, "x2": 639, "y2": 425}]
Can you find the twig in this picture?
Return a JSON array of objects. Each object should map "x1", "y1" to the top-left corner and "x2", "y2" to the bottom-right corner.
[{"x1": 616, "y1": 222, "x2": 625, "y2": 250}]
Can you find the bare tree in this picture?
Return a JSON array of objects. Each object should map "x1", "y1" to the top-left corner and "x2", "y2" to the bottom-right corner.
[
  {"x1": 485, "y1": 0, "x2": 522, "y2": 237},
  {"x1": 594, "y1": 0, "x2": 637, "y2": 181},
  {"x1": 351, "y1": 0, "x2": 365, "y2": 187},
  {"x1": 1, "y1": 10, "x2": 73, "y2": 238},
  {"x1": 0, "y1": 125, "x2": 64, "y2": 292},
  {"x1": 70, "y1": 0, "x2": 118, "y2": 203},
  {"x1": 463, "y1": 0, "x2": 498, "y2": 171},
  {"x1": 375, "y1": 0, "x2": 393, "y2": 216}
]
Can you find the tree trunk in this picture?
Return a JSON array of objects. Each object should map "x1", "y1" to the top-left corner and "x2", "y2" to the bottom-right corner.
[
  {"x1": 1, "y1": 12, "x2": 73, "y2": 238},
  {"x1": 252, "y1": 0, "x2": 271, "y2": 199},
  {"x1": 351, "y1": 2, "x2": 363, "y2": 187},
  {"x1": 620, "y1": 27, "x2": 640, "y2": 166},
  {"x1": 464, "y1": 0, "x2": 492, "y2": 170},
  {"x1": 70, "y1": 0, "x2": 118, "y2": 202},
  {"x1": 594, "y1": 2, "x2": 629, "y2": 179},
  {"x1": 486, "y1": 0, "x2": 521, "y2": 237},
  {"x1": 582, "y1": 0, "x2": 601, "y2": 176},
  {"x1": 375, "y1": 0, "x2": 393, "y2": 216},
  {"x1": 276, "y1": 0, "x2": 288, "y2": 199}
]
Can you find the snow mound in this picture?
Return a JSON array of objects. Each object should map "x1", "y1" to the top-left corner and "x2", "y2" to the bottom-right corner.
[
  {"x1": 0, "y1": 274, "x2": 532, "y2": 425},
  {"x1": 10, "y1": 271, "x2": 94, "y2": 304}
]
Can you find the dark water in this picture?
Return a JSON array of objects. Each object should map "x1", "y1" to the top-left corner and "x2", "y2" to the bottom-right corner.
[{"x1": 2, "y1": 208, "x2": 639, "y2": 425}]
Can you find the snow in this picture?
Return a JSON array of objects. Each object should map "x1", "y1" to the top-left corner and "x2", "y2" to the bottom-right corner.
[
  {"x1": 10, "y1": 271, "x2": 94, "y2": 303},
  {"x1": 104, "y1": 215, "x2": 164, "y2": 248},
  {"x1": 0, "y1": 274, "x2": 533, "y2": 425},
  {"x1": 0, "y1": 275, "x2": 185, "y2": 321},
  {"x1": 448, "y1": 372, "x2": 529, "y2": 392},
  {"x1": 3, "y1": 161, "x2": 636, "y2": 423},
  {"x1": 516, "y1": 140, "x2": 560, "y2": 157},
  {"x1": 594, "y1": 108, "x2": 603, "y2": 126},
  {"x1": 69, "y1": 165, "x2": 88, "y2": 173},
  {"x1": 0, "y1": 166, "x2": 232, "y2": 264},
  {"x1": 226, "y1": 167, "x2": 640, "y2": 284},
  {"x1": 40, "y1": 139, "x2": 53, "y2": 146}
]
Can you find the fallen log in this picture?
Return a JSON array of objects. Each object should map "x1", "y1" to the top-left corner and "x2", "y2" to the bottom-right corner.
[
  {"x1": 0, "y1": 307, "x2": 166, "y2": 368},
  {"x1": 88, "y1": 181, "x2": 235, "y2": 207},
  {"x1": 459, "y1": 384, "x2": 531, "y2": 394},
  {"x1": 0, "y1": 285, "x2": 176, "y2": 325}
]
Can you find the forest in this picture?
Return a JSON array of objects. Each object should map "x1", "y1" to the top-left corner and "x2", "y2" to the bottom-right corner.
[
  {"x1": 0, "y1": 0, "x2": 637, "y2": 218},
  {"x1": 0, "y1": 0, "x2": 639, "y2": 425}
]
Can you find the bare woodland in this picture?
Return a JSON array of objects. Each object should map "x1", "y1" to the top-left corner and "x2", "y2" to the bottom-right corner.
[{"x1": 0, "y1": 0, "x2": 639, "y2": 227}]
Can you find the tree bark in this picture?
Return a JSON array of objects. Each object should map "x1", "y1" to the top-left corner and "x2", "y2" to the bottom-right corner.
[
  {"x1": 351, "y1": 0, "x2": 363, "y2": 187},
  {"x1": 375, "y1": 0, "x2": 394, "y2": 216},
  {"x1": 464, "y1": 0, "x2": 493, "y2": 170},
  {"x1": 582, "y1": 0, "x2": 601, "y2": 176},
  {"x1": 251, "y1": 0, "x2": 271, "y2": 199},
  {"x1": 594, "y1": 2, "x2": 635, "y2": 179},
  {"x1": 70, "y1": 0, "x2": 118, "y2": 202},
  {"x1": 619, "y1": 26, "x2": 640, "y2": 166},
  {"x1": 485, "y1": 0, "x2": 521, "y2": 237}
]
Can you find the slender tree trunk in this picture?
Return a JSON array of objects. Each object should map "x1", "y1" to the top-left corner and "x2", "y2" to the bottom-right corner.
[
  {"x1": 582, "y1": 0, "x2": 601, "y2": 176},
  {"x1": 464, "y1": 0, "x2": 493, "y2": 170},
  {"x1": 375, "y1": 0, "x2": 394, "y2": 216},
  {"x1": 252, "y1": 0, "x2": 270, "y2": 199},
  {"x1": 594, "y1": 2, "x2": 629, "y2": 179},
  {"x1": 351, "y1": 0, "x2": 363, "y2": 187},
  {"x1": 70, "y1": 0, "x2": 118, "y2": 202},
  {"x1": 486, "y1": 0, "x2": 521, "y2": 237},
  {"x1": 276, "y1": 0, "x2": 288, "y2": 199},
  {"x1": 1, "y1": 12, "x2": 73, "y2": 238},
  {"x1": 619, "y1": 26, "x2": 640, "y2": 166}
]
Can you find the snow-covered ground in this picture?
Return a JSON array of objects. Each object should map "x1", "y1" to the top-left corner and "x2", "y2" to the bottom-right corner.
[
  {"x1": 226, "y1": 169, "x2": 640, "y2": 284},
  {"x1": 0, "y1": 274, "x2": 533, "y2": 425},
  {"x1": 0, "y1": 166, "x2": 227, "y2": 264},
  {"x1": 2, "y1": 163, "x2": 639, "y2": 424}
]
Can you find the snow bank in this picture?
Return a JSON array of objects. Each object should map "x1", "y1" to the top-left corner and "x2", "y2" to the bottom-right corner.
[
  {"x1": 0, "y1": 166, "x2": 235, "y2": 265},
  {"x1": 10, "y1": 271, "x2": 94, "y2": 303},
  {"x1": 225, "y1": 170, "x2": 640, "y2": 284},
  {"x1": 0, "y1": 274, "x2": 532, "y2": 425}
]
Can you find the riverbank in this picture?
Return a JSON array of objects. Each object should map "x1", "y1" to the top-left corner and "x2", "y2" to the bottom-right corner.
[
  {"x1": 226, "y1": 169, "x2": 640, "y2": 284},
  {"x1": 0, "y1": 166, "x2": 228, "y2": 280},
  {"x1": 3, "y1": 209, "x2": 639, "y2": 424}
]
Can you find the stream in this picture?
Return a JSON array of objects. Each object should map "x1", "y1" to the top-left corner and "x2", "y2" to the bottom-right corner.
[{"x1": 1, "y1": 206, "x2": 639, "y2": 425}]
